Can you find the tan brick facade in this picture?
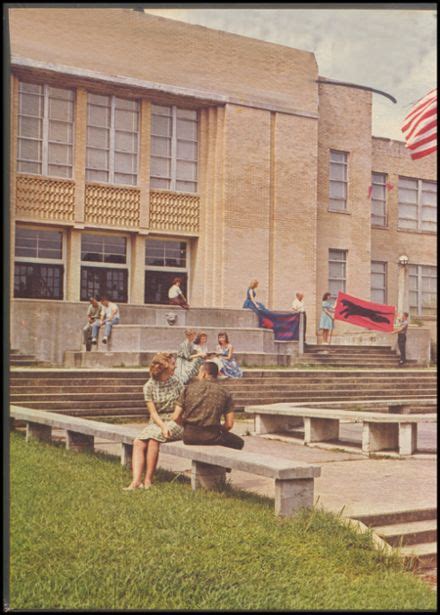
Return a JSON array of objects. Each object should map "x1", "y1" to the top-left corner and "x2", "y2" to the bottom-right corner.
[{"x1": 8, "y1": 8, "x2": 436, "y2": 341}]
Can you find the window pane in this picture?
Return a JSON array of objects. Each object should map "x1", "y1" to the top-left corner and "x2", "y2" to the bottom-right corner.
[
  {"x1": 372, "y1": 184, "x2": 385, "y2": 200},
  {"x1": 150, "y1": 177, "x2": 170, "y2": 190},
  {"x1": 176, "y1": 160, "x2": 197, "y2": 181},
  {"x1": 151, "y1": 157, "x2": 171, "y2": 177},
  {"x1": 371, "y1": 289, "x2": 385, "y2": 304},
  {"x1": 329, "y1": 262, "x2": 344, "y2": 278},
  {"x1": 114, "y1": 152, "x2": 137, "y2": 174},
  {"x1": 88, "y1": 93, "x2": 110, "y2": 106},
  {"x1": 421, "y1": 206, "x2": 436, "y2": 222},
  {"x1": 152, "y1": 136, "x2": 171, "y2": 157},
  {"x1": 81, "y1": 234, "x2": 126, "y2": 264},
  {"x1": 330, "y1": 150, "x2": 347, "y2": 163},
  {"x1": 80, "y1": 266, "x2": 128, "y2": 303},
  {"x1": 422, "y1": 190, "x2": 437, "y2": 206},
  {"x1": 145, "y1": 270, "x2": 188, "y2": 305},
  {"x1": 48, "y1": 97, "x2": 73, "y2": 122},
  {"x1": 49, "y1": 121, "x2": 73, "y2": 144},
  {"x1": 372, "y1": 172, "x2": 386, "y2": 184},
  {"x1": 152, "y1": 115, "x2": 172, "y2": 137},
  {"x1": 399, "y1": 218, "x2": 418, "y2": 230},
  {"x1": 114, "y1": 173, "x2": 136, "y2": 186},
  {"x1": 329, "y1": 163, "x2": 347, "y2": 181},
  {"x1": 86, "y1": 170, "x2": 109, "y2": 183},
  {"x1": 329, "y1": 198, "x2": 346, "y2": 211},
  {"x1": 177, "y1": 140, "x2": 197, "y2": 160},
  {"x1": 48, "y1": 86, "x2": 74, "y2": 101},
  {"x1": 145, "y1": 239, "x2": 186, "y2": 268},
  {"x1": 115, "y1": 130, "x2": 137, "y2": 153},
  {"x1": 19, "y1": 116, "x2": 42, "y2": 139},
  {"x1": 398, "y1": 188, "x2": 418, "y2": 204},
  {"x1": 115, "y1": 97, "x2": 138, "y2": 111},
  {"x1": 176, "y1": 108, "x2": 197, "y2": 120},
  {"x1": 18, "y1": 138, "x2": 42, "y2": 162},
  {"x1": 87, "y1": 148, "x2": 109, "y2": 171},
  {"x1": 329, "y1": 181, "x2": 346, "y2": 199},
  {"x1": 87, "y1": 126, "x2": 109, "y2": 149},
  {"x1": 15, "y1": 227, "x2": 63, "y2": 259},
  {"x1": 20, "y1": 93, "x2": 44, "y2": 117},
  {"x1": 329, "y1": 279, "x2": 345, "y2": 297},
  {"x1": 176, "y1": 119, "x2": 197, "y2": 140},
  {"x1": 114, "y1": 108, "x2": 138, "y2": 132},
  {"x1": 48, "y1": 143, "x2": 72, "y2": 166},
  {"x1": 176, "y1": 180, "x2": 197, "y2": 193},
  {"x1": 88, "y1": 104, "x2": 110, "y2": 128},
  {"x1": 20, "y1": 82, "x2": 43, "y2": 95},
  {"x1": 398, "y1": 177, "x2": 417, "y2": 190},
  {"x1": 48, "y1": 165, "x2": 71, "y2": 178},
  {"x1": 399, "y1": 204, "x2": 417, "y2": 219},
  {"x1": 152, "y1": 104, "x2": 171, "y2": 116},
  {"x1": 14, "y1": 263, "x2": 63, "y2": 300},
  {"x1": 18, "y1": 161, "x2": 42, "y2": 174}
]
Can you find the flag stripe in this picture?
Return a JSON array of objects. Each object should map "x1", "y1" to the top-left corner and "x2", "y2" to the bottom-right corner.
[{"x1": 401, "y1": 88, "x2": 437, "y2": 160}]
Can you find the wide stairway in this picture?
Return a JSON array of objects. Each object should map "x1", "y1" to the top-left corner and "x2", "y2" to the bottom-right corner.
[
  {"x1": 10, "y1": 368, "x2": 437, "y2": 417},
  {"x1": 302, "y1": 344, "x2": 412, "y2": 368}
]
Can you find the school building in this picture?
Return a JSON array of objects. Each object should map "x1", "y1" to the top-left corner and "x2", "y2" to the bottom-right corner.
[{"x1": 8, "y1": 8, "x2": 437, "y2": 355}]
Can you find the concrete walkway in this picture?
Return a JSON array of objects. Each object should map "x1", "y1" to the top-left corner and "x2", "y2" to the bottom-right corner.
[{"x1": 83, "y1": 419, "x2": 437, "y2": 519}]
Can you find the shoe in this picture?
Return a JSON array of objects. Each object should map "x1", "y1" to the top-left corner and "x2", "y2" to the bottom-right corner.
[
  {"x1": 102, "y1": 337, "x2": 107, "y2": 344},
  {"x1": 91, "y1": 338, "x2": 97, "y2": 345}
]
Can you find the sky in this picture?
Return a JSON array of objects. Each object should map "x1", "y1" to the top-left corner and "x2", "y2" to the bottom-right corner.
[{"x1": 142, "y1": 6, "x2": 437, "y2": 141}]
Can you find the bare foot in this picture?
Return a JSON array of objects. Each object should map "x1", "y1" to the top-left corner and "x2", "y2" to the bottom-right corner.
[
  {"x1": 123, "y1": 482, "x2": 143, "y2": 491},
  {"x1": 143, "y1": 481, "x2": 153, "y2": 489}
]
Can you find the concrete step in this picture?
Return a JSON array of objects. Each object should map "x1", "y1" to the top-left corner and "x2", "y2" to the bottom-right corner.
[
  {"x1": 374, "y1": 519, "x2": 437, "y2": 547},
  {"x1": 307, "y1": 344, "x2": 393, "y2": 351},
  {"x1": 400, "y1": 542, "x2": 437, "y2": 570},
  {"x1": 10, "y1": 381, "x2": 436, "y2": 395},
  {"x1": 354, "y1": 507, "x2": 437, "y2": 527}
]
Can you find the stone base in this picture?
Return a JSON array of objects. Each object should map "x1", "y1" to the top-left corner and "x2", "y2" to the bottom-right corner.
[
  {"x1": 26, "y1": 421, "x2": 51, "y2": 443},
  {"x1": 191, "y1": 461, "x2": 226, "y2": 490},
  {"x1": 66, "y1": 430, "x2": 94, "y2": 453},
  {"x1": 254, "y1": 414, "x2": 303, "y2": 435},
  {"x1": 274, "y1": 478, "x2": 314, "y2": 516},
  {"x1": 304, "y1": 417, "x2": 339, "y2": 443}
]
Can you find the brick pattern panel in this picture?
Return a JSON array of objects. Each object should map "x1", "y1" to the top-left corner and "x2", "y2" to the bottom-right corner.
[
  {"x1": 149, "y1": 190, "x2": 200, "y2": 233},
  {"x1": 16, "y1": 175, "x2": 75, "y2": 221},
  {"x1": 84, "y1": 183, "x2": 140, "y2": 227}
]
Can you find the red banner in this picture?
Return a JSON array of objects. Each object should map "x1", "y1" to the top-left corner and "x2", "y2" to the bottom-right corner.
[{"x1": 334, "y1": 292, "x2": 395, "y2": 332}]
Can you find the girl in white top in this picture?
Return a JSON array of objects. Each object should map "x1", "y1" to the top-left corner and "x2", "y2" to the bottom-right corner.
[{"x1": 168, "y1": 277, "x2": 190, "y2": 310}]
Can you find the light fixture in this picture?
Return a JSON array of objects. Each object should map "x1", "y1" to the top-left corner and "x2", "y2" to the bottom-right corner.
[{"x1": 398, "y1": 254, "x2": 409, "y2": 266}]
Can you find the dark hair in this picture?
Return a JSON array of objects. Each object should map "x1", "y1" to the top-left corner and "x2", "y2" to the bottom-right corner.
[
  {"x1": 194, "y1": 332, "x2": 207, "y2": 345},
  {"x1": 172, "y1": 277, "x2": 182, "y2": 285},
  {"x1": 101, "y1": 295, "x2": 109, "y2": 302},
  {"x1": 322, "y1": 292, "x2": 331, "y2": 301},
  {"x1": 203, "y1": 361, "x2": 219, "y2": 378},
  {"x1": 89, "y1": 295, "x2": 100, "y2": 302},
  {"x1": 403, "y1": 312, "x2": 409, "y2": 318},
  {"x1": 218, "y1": 332, "x2": 229, "y2": 344}
]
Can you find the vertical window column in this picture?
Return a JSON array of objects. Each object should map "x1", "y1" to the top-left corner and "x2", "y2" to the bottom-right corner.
[
  {"x1": 328, "y1": 249, "x2": 347, "y2": 299},
  {"x1": 371, "y1": 172, "x2": 387, "y2": 226},
  {"x1": 371, "y1": 261, "x2": 387, "y2": 304},
  {"x1": 17, "y1": 82, "x2": 74, "y2": 178},
  {"x1": 409, "y1": 264, "x2": 437, "y2": 316},
  {"x1": 329, "y1": 150, "x2": 348, "y2": 211},
  {"x1": 80, "y1": 233, "x2": 129, "y2": 302}
]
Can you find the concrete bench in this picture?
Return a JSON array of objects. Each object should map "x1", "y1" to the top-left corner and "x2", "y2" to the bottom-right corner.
[
  {"x1": 244, "y1": 403, "x2": 437, "y2": 456},
  {"x1": 287, "y1": 398, "x2": 437, "y2": 415},
  {"x1": 10, "y1": 405, "x2": 321, "y2": 517}
]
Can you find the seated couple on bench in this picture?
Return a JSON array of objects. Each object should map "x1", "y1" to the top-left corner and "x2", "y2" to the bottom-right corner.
[{"x1": 124, "y1": 354, "x2": 244, "y2": 491}]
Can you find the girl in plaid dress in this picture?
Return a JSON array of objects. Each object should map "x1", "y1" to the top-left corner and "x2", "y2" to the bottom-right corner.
[{"x1": 124, "y1": 353, "x2": 184, "y2": 490}]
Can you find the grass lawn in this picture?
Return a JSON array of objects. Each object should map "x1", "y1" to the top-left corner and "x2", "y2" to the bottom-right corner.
[{"x1": 9, "y1": 432, "x2": 436, "y2": 611}]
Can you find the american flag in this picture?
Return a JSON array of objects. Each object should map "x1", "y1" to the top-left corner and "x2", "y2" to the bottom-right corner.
[{"x1": 401, "y1": 88, "x2": 437, "y2": 160}]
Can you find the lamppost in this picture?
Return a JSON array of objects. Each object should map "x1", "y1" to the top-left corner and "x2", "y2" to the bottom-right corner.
[{"x1": 397, "y1": 254, "x2": 409, "y2": 316}]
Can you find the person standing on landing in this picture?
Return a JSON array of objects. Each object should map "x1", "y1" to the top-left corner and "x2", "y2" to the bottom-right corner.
[
  {"x1": 393, "y1": 312, "x2": 409, "y2": 366},
  {"x1": 319, "y1": 292, "x2": 335, "y2": 345},
  {"x1": 168, "y1": 277, "x2": 190, "y2": 309},
  {"x1": 124, "y1": 353, "x2": 184, "y2": 490},
  {"x1": 291, "y1": 291, "x2": 307, "y2": 346},
  {"x1": 173, "y1": 361, "x2": 245, "y2": 450}
]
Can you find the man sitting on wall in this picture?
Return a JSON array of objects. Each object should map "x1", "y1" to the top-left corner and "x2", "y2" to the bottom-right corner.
[
  {"x1": 91, "y1": 296, "x2": 120, "y2": 346},
  {"x1": 83, "y1": 296, "x2": 102, "y2": 351},
  {"x1": 172, "y1": 361, "x2": 244, "y2": 449}
]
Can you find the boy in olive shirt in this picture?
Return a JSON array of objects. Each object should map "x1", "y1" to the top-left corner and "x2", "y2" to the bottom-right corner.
[{"x1": 172, "y1": 362, "x2": 244, "y2": 449}]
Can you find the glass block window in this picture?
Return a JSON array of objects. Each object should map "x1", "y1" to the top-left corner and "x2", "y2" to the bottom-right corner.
[
  {"x1": 409, "y1": 265, "x2": 437, "y2": 317},
  {"x1": 17, "y1": 82, "x2": 74, "y2": 178},
  {"x1": 151, "y1": 105, "x2": 198, "y2": 193},
  {"x1": 329, "y1": 150, "x2": 348, "y2": 211},
  {"x1": 14, "y1": 226, "x2": 64, "y2": 300},
  {"x1": 328, "y1": 249, "x2": 347, "y2": 298},
  {"x1": 398, "y1": 177, "x2": 437, "y2": 232},
  {"x1": 371, "y1": 261, "x2": 387, "y2": 304},
  {"x1": 86, "y1": 94, "x2": 139, "y2": 185},
  {"x1": 371, "y1": 172, "x2": 387, "y2": 226}
]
